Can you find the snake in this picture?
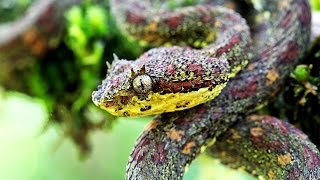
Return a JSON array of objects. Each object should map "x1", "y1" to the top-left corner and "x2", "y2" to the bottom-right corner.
[{"x1": 92, "y1": 0, "x2": 320, "y2": 179}]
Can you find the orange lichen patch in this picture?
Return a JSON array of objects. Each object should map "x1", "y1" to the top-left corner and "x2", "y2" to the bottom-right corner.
[
  {"x1": 268, "y1": 170, "x2": 275, "y2": 180},
  {"x1": 144, "y1": 120, "x2": 159, "y2": 131},
  {"x1": 166, "y1": 128, "x2": 184, "y2": 141},
  {"x1": 31, "y1": 38, "x2": 47, "y2": 56},
  {"x1": 226, "y1": 2, "x2": 236, "y2": 10},
  {"x1": 277, "y1": 153, "x2": 292, "y2": 166},
  {"x1": 23, "y1": 27, "x2": 47, "y2": 56},
  {"x1": 23, "y1": 27, "x2": 38, "y2": 45},
  {"x1": 266, "y1": 68, "x2": 279, "y2": 85},
  {"x1": 278, "y1": 0, "x2": 290, "y2": 9},
  {"x1": 248, "y1": 114, "x2": 262, "y2": 121},
  {"x1": 181, "y1": 141, "x2": 196, "y2": 155},
  {"x1": 250, "y1": 127, "x2": 264, "y2": 137}
]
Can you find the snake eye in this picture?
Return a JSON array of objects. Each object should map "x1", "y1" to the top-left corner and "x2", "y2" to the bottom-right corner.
[{"x1": 132, "y1": 75, "x2": 153, "y2": 93}]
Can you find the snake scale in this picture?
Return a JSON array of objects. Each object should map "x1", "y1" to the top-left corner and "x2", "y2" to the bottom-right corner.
[{"x1": 92, "y1": 0, "x2": 320, "y2": 179}]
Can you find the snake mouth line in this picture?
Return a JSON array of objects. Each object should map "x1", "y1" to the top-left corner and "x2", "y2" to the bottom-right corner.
[
  {"x1": 92, "y1": 72, "x2": 230, "y2": 116},
  {"x1": 95, "y1": 83, "x2": 227, "y2": 116}
]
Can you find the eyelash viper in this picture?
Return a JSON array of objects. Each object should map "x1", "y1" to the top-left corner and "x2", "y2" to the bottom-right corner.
[{"x1": 92, "y1": 0, "x2": 320, "y2": 179}]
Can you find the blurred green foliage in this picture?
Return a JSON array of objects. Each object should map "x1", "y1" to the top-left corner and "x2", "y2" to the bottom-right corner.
[
  {"x1": 65, "y1": 3, "x2": 108, "y2": 65},
  {"x1": 0, "y1": 0, "x2": 33, "y2": 22},
  {"x1": 290, "y1": 64, "x2": 318, "y2": 105},
  {"x1": 311, "y1": 0, "x2": 320, "y2": 10},
  {"x1": 21, "y1": 0, "x2": 145, "y2": 155}
]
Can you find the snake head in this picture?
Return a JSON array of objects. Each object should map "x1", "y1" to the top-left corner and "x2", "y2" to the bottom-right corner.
[
  {"x1": 92, "y1": 53, "x2": 157, "y2": 116},
  {"x1": 93, "y1": 46, "x2": 230, "y2": 117}
]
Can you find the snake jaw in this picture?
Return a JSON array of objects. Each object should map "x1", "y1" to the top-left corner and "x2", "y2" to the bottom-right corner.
[{"x1": 96, "y1": 83, "x2": 227, "y2": 116}]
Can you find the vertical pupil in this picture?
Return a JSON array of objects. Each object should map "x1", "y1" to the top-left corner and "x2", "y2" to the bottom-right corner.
[
  {"x1": 133, "y1": 74, "x2": 152, "y2": 93},
  {"x1": 139, "y1": 78, "x2": 145, "y2": 90}
]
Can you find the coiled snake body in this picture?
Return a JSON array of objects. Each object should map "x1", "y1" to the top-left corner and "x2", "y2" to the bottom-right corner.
[{"x1": 92, "y1": 0, "x2": 320, "y2": 179}]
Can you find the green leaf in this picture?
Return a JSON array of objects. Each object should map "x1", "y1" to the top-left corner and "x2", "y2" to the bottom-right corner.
[{"x1": 292, "y1": 65, "x2": 311, "y2": 82}]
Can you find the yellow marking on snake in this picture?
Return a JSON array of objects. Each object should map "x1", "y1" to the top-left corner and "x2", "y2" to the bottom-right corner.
[{"x1": 99, "y1": 83, "x2": 227, "y2": 116}]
